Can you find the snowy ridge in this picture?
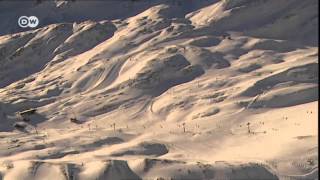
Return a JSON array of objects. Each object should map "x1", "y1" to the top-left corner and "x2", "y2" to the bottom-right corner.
[{"x1": 0, "y1": 0, "x2": 318, "y2": 179}]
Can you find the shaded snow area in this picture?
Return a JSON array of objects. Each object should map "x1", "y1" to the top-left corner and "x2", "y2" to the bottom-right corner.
[{"x1": 0, "y1": 0, "x2": 318, "y2": 179}]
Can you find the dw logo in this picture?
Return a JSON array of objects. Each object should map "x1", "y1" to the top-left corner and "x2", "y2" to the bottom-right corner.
[{"x1": 18, "y1": 16, "x2": 39, "y2": 28}]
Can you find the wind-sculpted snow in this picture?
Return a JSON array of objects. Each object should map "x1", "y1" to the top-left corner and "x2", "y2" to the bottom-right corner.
[{"x1": 0, "y1": 0, "x2": 318, "y2": 179}]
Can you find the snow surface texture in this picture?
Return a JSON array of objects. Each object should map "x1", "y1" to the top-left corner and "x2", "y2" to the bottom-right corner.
[{"x1": 0, "y1": 0, "x2": 318, "y2": 179}]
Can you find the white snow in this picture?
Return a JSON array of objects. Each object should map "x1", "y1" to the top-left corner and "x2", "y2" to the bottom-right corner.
[{"x1": 0, "y1": 0, "x2": 318, "y2": 179}]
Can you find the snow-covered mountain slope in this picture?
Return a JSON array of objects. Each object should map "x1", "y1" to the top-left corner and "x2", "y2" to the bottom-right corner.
[{"x1": 0, "y1": 0, "x2": 318, "y2": 179}]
